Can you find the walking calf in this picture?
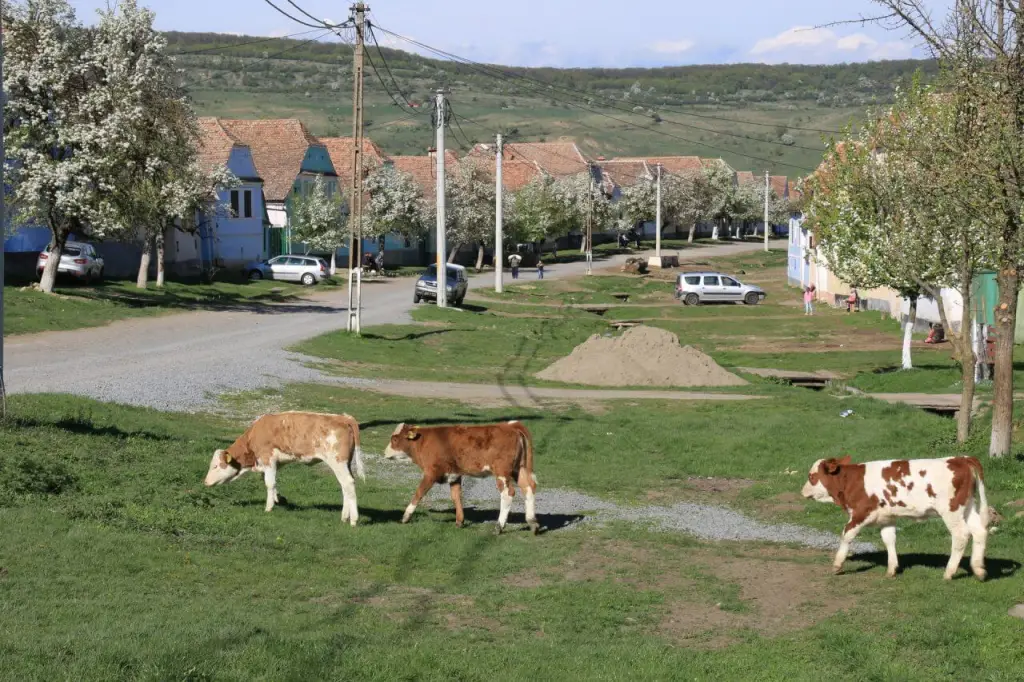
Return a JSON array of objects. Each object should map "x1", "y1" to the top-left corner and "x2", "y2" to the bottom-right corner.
[
  {"x1": 384, "y1": 421, "x2": 539, "y2": 534},
  {"x1": 203, "y1": 411, "x2": 365, "y2": 526},
  {"x1": 802, "y1": 456, "x2": 989, "y2": 580}
]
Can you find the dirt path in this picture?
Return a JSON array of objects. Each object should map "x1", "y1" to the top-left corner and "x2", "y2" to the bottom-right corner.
[{"x1": 7, "y1": 242, "x2": 772, "y2": 410}]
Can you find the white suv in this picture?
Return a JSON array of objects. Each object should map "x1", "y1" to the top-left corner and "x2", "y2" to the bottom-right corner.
[
  {"x1": 36, "y1": 242, "x2": 104, "y2": 283},
  {"x1": 676, "y1": 272, "x2": 766, "y2": 306}
]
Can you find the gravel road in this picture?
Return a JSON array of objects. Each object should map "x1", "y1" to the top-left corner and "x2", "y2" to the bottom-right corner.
[{"x1": 8, "y1": 241, "x2": 769, "y2": 410}]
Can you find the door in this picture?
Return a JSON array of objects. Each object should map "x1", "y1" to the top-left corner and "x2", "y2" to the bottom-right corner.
[
  {"x1": 267, "y1": 256, "x2": 291, "y2": 281},
  {"x1": 701, "y1": 275, "x2": 724, "y2": 301},
  {"x1": 720, "y1": 276, "x2": 744, "y2": 302}
]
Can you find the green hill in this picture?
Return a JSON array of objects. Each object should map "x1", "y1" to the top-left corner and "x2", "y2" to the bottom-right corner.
[{"x1": 168, "y1": 31, "x2": 937, "y2": 176}]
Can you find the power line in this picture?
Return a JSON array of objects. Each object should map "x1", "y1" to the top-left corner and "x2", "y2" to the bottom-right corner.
[
  {"x1": 171, "y1": 29, "x2": 325, "y2": 56},
  {"x1": 372, "y1": 26, "x2": 814, "y2": 173},
  {"x1": 284, "y1": 0, "x2": 332, "y2": 27},
  {"x1": 366, "y1": 22, "x2": 419, "y2": 112},
  {"x1": 260, "y1": 0, "x2": 333, "y2": 29}
]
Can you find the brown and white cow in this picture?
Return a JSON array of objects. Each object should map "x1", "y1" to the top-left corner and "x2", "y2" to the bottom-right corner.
[
  {"x1": 802, "y1": 456, "x2": 989, "y2": 580},
  {"x1": 204, "y1": 411, "x2": 365, "y2": 526},
  {"x1": 383, "y1": 421, "x2": 539, "y2": 534}
]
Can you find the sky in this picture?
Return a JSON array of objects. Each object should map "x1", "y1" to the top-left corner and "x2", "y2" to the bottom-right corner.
[{"x1": 68, "y1": 0, "x2": 953, "y2": 68}]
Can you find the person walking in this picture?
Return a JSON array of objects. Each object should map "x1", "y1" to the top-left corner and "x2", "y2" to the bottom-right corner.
[
  {"x1": 804, "y1": 286, "x2": 815, "y2": 316},
  {"x1": 847, "y1": 287, "x2": 859, "y2": 313},
  {"x1": 508, "y1": 252, "x2": 522, "y2": 280},
  {"x1": 537, "y1": 257, "x2": 545, "y2": 280}
]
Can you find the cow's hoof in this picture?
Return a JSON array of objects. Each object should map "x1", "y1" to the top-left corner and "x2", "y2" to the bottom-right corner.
[
  {"x1": 885, "y1": 570, "x2": 898, "y2": 579},
  {"x1": 494, "y1": 524, "x2": 504, "y2": 536},
  {"x1": 401, "y1": 516, "x2": 412, "y2": 524},
  {"x1": 455, "y1": 521, "x2": 464, "y2": 529},
  {"x1": 528, "y1": 521, "x2": 541, "y2": 535},
  {"x1": 973, "y1": 569, "x2": 988, "y2": 582},
  {"x1": 943, "y1": 572, "x2": 956, "y2": 581},
  {"x1": 831, "y1": 566, "x2": 843, "y2": 576}
]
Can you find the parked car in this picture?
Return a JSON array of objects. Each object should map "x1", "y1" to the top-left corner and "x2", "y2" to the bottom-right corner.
[
  {"x1": 414, "y1": 263, "x2": 468, "y2": 306},
  {"x1": 36, "y1": 242, "x2": 104, "y2": 283},
  {"x1": 245, "y1": 255, "x2": 327, "y2": 285},
  {"x1": 676, "y1": 271, "x2": 766, "y2": 306}
]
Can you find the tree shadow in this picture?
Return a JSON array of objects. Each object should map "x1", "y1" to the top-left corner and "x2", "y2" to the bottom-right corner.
[
  {"x1": 358, "y1": 413, "x2": 574, "y2": 430},
  {"x1": 6, "y1": 415, "x2": 174, "y2": 441},
  {"x1": 847, "y1": 551, "x2": 1020, "y2": 581},
  {"x1": 360, "y1": 329, "x2": 455, "y2": 342}
]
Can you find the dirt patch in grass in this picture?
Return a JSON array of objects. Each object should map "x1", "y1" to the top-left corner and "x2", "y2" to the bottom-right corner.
[
  {"x1": 645, "y1": 477, "x2": 755, "y2": 504},
  {"x1": 353, "y1": 585, "x2": 505, "y2": 632},
  {"x1": 757, "y1": 491, "x2": 807, "y2": 516},
  {"x1": 660, "y1": 554, "x2": 859, "y2": 649}
]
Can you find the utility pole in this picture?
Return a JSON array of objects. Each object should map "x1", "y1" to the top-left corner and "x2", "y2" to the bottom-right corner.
[
  {"x1": 586, "y1": 166, "x2": 594, "y2": 275},
  {"x1": 494, "y1": 133, "x2": 504, "y2": 293},
  {"x1": 346, "y1": 2, "x2": 367, "y2": 334},
  {"x1": 655, "y1": 163, "x2": 663, "y2": 259},
  {"x1": 763, "y1": 169, "x2": 770, "y2": 253},
  {"x1": 434, "y1": 89, "x2": 448, "y2": 307}
]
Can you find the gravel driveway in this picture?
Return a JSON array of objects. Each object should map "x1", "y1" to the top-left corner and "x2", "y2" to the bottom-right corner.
[{"x1": 7, "y1": 242, "x2": 769, "y2": 411}]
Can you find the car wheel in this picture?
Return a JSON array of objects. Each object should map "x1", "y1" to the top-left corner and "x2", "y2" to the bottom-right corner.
[
  {"x1": 413, "y1": 293, "x2": 421, "y2": 304},
  {"x1": 301, "y1": 273, "x2": 316, "y2": 286},
  {"x1": 684, "y1": 293, "x2": 700, "y2": 306},
  {"x1": 249, "y1": 270, "x2": 264, "y2": 281},
  {"x1": 744, "y1": 292, "x2": 760, "y2": 305},
  {"x1": 98, "y1": 268, "x2": 104, "y2": 281},
  {"x1": 84, "y1": 270, "x2": 93, "y2": 285}
]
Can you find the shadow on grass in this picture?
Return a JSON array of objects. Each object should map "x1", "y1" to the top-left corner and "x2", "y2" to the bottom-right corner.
[
  {"x1": 243, "y1": 502, "x2": 584, "y2": 533},
  {"x1": 361, "y1": 329, "x2": 456, "y2": 342},
  {"x1": 358, "y1": 413, "x2": 574, "y2": 430},
  {"x1": 848, "y1": 551, "x2": 1020, "y2": 581},
  {"x1": 6, "y1": 415, "x2": 174, "y2": 441}
]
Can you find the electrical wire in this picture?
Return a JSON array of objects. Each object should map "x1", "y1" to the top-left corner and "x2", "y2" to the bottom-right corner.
[
  {"x1": 284, "y1": 0, "x2": 333, "y2": 27},
  {"x1": 260, "y1": 0, "x2": 333, "y2": 29},
  {"x1": 373, "y1": 25, "x2": 815, "y2": 173},
  {"x1": 364, "y1": 44, "x2": 422, "y2": 116},
  {"x1": 366, "y1": 22, "x2": 420, "y2": 112}
]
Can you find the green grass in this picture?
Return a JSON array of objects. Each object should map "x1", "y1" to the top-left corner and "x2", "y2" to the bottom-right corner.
[
  {"x1": 3, "y1": 277, "x2": 339, "y2": 336},
  {"x1": 2, "y1": 388, "x2": 1023, "y2": 681}
]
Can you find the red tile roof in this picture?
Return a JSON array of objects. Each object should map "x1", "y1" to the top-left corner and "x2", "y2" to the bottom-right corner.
[
  {"x1": 600, "y1": 159, "x2": 652, "y2": 188},
  {"x1": 388, "y1": 150, "x2": 460, "y2": 195},
  {"x1": 770, "y1": 175, "x2": 788, "y2": 197},
  {"x1": 640, "y1": 156, "x2": 705, "y2": 175},
  {"x1": 463, "y1": 145, "x2": 545, "y2": 191},
  {"x1": 197, "y1": 117, "x2": 243, "y2": 171},
  {"x1": 320, "y1": 136, "x2": 387, "y2": 190},
  {"x1": 502, "y1": 142, "x2": 590, "y2": 177},
  {"x1": 218, "y1": 119, "x2": 326, "y2": 202},
  {"x1": 736, "y1": 171, "x2": 756, "y2": 186}
]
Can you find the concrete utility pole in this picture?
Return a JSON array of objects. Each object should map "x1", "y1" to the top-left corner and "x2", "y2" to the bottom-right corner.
[
  {"x1": 435, "y1": 89, "x2": 448, "y2": 307},
  {"x1": 655, "y1": 163, "x2": 663, "y2": 258},
  {"x1": 586, "y1": 164, "x2": 597, "y2": 275},
  {"x1": 494, "y1": 133, "x2": 504, "y2": 293},
  {"x1": 763, "y1": 169, "x2": 770, "y2": 252},
  {"x1": 345, "y1": 2, "x2": 367, "y2": 333}
]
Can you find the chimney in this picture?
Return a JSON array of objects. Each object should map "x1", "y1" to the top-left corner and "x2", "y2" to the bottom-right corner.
[
  {"x1": 597, "y1": 156, "x2": 606, "y2": 161},
  {"x1": 427, "y1": 147, "x2": 437, "y2": 159}
]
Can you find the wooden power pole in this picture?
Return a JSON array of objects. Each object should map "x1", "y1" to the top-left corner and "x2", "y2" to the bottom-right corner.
[{"x1": 346, "y1": 2, "x2": 367, "y2": 334}]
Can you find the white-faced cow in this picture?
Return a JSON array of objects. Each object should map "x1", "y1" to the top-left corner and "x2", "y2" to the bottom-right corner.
[
  {"x1": 204, "y1": 411, "x2": 365, "y2": 526},
  {"x1": 802, "y1": 456, "x2": 989, "y2": 580},
  {"x1": 384, "y1": 421, "x2": 539, "y2": 534}
]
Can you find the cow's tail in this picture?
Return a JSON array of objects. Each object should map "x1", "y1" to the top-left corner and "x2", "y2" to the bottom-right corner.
[
  {"x1": 349, "y1": 420, "x2": 366, "y2": 481},
  {"x1": 971, "y1": 459, "x2": 989, "y2": 527},
  {"x1": 514, "y1": 422, "x2": 537, "y2": 489}
]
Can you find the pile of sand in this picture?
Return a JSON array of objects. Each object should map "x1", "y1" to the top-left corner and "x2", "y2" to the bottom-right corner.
[{"x1": 536, "y1": 325, "x2": 747, "y2": 388}]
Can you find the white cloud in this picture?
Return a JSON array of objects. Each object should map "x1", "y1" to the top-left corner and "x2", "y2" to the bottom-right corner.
[
  {"x1": 651, "y1": 40, "x2": 695, "y2": 55},
  {"x1": 750, "y1": 26, "x2": 912, "y2": 63}
]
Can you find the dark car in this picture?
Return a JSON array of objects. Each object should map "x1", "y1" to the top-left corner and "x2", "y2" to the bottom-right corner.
[{"x1": 414, "y1": 264, "x2": 468, "y2": 306}]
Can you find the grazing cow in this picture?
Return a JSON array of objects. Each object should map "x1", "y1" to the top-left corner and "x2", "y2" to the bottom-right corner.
[
  {"x1": 384, "y1": 421, "x2": 539, "y2": 534},
  {"x1": 203, "y1": 411, "x2": 365, "y2": 526},
  {"x1": 802, "y1": 456, "x2": 989, "y2": 580}
]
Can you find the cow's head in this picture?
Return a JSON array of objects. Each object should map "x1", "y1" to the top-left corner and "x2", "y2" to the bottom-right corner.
[
  {"x1": 203, "y1": 449, "x2": 246, "y2": 486},
  {"x1": 384, "y1": 423, "x2": 419, "y2": 462},
  {"x1": 801, "y1": 456, "x2": 851, "y2": 503}
]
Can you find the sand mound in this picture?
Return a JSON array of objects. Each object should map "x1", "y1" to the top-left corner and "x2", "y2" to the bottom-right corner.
[{"x1": 537, "y1": 325, "x2": 747, "y2": 388}]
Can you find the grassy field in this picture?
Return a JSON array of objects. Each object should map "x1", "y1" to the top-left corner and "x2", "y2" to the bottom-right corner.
[
  {"x1": 3, "y1": 277, "x2": 341, "y2": 336},
  {"x1": 295, "y1": 249, "x2": 1012, "y2": 394},
  {"x1": 1, "y1": 382, "x2": 1023, "y2": 681}
]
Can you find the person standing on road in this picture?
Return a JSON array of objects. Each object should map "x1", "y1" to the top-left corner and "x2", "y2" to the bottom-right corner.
[
  {"x1": 509, "y1": 253, "x2": 522, "y2": 280},
  {"x1": 537, "y1": 257, "x2": 545, "y2": 280},
  {"x1": 804, "y1": 286, "x2": 815, "y2": 316}
]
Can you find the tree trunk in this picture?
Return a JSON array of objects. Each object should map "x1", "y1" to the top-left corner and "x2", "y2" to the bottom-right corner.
[
  {"x1": 137, "y1": 235, "x2": 153, "y2": 289},
  {"x1": 330, "y1": 251, "x2": 337, "y2": 276},
  {"x1": 155, "y1": 229, "x2": 166, "y2": 288},
  {"x1": 38, "y1": 231, "x2": 68, "y2": 294},
  {"x1": 475, "y1": 243, "x2": 485, "y2": 272},
  {"x1": 989, "y1": 267, "x2": 1019, "y2": 457},
  {"x1": 711, "y1": 221, "x2": 719, "y2": 241},
  {"x1": 902, "y1": 295, "x2": 917, "y2": 370},
  {"x1": 447, "y1": 244, "x2": 459, "y2": 263},
  {"x1": 688, "y1": 222, "x2": 697, "y2": 244}
]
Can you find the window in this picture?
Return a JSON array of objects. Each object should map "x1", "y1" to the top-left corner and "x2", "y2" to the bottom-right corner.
[
  {"x1": 722, "y1": 277, "x2": 740, "y2": 287},
  {"x1": 63, "y1": 245, "x2": 82, "y2": 257},
  {"x1": 243, "y1": 190, "x2": 252, "y2": 218},
  {"x1": 684, "y1": 276, "x2": 701, "y2": 285},
  {"x1": 230, "y1": 190, "x2": 240, "y2": 217},
  {"x1": 703, "y1": 276, "x2": 720, "y2": 286}
]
